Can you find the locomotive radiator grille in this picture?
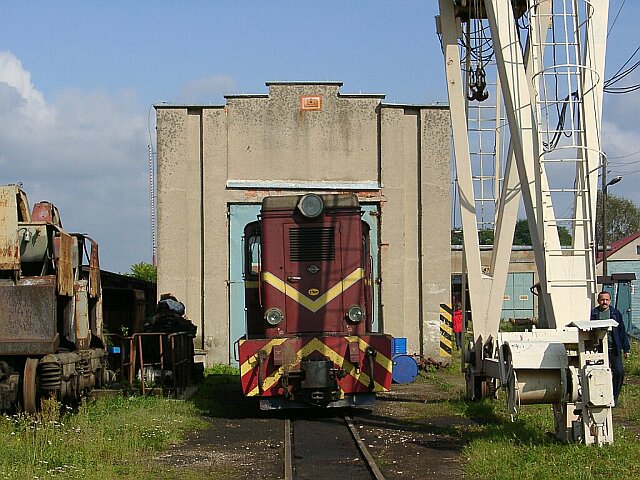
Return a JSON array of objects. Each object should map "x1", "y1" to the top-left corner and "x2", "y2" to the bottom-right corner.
[{"x1": 289, "y1": 227, "x2": 335, "y2": 262}]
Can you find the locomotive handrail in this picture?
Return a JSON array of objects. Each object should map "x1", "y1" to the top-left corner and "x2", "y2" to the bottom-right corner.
[{"x1": 233, "y1": 338, "x2": 240, "y2": 362}]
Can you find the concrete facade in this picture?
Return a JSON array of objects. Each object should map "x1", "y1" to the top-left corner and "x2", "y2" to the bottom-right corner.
[{"x1": 155, "y1": 82, "x2": 451, "y2": 366}]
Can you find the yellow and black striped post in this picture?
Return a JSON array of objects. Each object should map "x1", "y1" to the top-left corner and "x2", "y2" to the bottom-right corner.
[{"x1": 439, "y1": 303, "x2": 453, "y2": 357}]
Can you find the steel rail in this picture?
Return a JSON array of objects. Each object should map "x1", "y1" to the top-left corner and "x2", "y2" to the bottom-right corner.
[
  {"x1": 284, "y1": 418, "x2": 293, "y2": 480},
  {"x1": 343, "y1": 414, "x2": 386, "y2": 480},
  {"x1": 285, "y1": 414, "x2": 384, "y2": 479}
]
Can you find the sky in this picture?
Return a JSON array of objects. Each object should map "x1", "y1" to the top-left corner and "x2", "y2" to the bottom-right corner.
[{"x1": 0, "y1": 1, "x2": 638, "y2": 273}]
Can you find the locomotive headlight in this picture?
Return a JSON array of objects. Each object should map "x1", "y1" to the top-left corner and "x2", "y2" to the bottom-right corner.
[
  {"x1": 297, "y1": 193, "x2": 324, "y2": 218},
  {"x1": 346, "y1": 305, "x2": 364, "y2": 323},
  {"x1": 265, "y1": 308, "x2": 284, "y2": 326}
]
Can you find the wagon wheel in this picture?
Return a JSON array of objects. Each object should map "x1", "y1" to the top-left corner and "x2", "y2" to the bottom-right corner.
[{"x1": 22, "y1": 358, "x2": 39, "y2": 414}]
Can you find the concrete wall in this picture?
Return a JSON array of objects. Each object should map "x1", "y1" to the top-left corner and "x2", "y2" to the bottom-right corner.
[{"x1": 155, "y1": 82, "x2": 451, "y2": 365}]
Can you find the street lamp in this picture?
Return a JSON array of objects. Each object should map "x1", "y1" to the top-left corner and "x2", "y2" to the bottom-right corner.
[{"x1": 602, "y1": 175, "x2": 622, "y2": 277}]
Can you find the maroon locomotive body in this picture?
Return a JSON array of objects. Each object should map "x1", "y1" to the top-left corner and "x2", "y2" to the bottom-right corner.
[{"x1": 238, "y1": 193, "x2": 392, "y2": 409}]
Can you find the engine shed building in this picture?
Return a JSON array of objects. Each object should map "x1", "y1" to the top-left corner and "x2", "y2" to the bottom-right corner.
[{"x1": 154, "y1": 81, "x2": 451, "y2": 366}]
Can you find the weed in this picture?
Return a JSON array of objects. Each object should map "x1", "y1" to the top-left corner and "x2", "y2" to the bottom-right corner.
[
  {"x1": 451, "y1": 381, "x2": 640, "y2": 479},
  {"x1": 205, "y1": 364, "x2": 240, "y2": 376},
  {"x1": 0, "y1": 394, "x2": 204, "y2": 479}
]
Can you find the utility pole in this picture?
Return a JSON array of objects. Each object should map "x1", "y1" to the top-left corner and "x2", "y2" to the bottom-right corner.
[
  {"x1": 602, "y1": 154, "x2": 607, "y2": 277},
  {"x1": 601, "y1": 154, "x2": 623, "y2": 278}
]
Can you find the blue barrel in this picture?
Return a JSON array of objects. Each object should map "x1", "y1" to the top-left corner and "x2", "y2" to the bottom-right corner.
[
  {"x1": 392, "y1": 337, "x2": 407, "y2": 355},
  {"x1": 391, "y1": 354, "x2": 418, "y2": 384}
]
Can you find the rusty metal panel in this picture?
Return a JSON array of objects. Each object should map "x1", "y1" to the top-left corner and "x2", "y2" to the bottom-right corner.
[
  {"x1": 17, "y1": 187, "x2": 31, "y2": 222},
  {"x1": 0, "y1": 277, "x2": 58, "y2": 355},
  {"x1": 93, "y1": 293, "x2": 104, "y2": 339},
  {"x1": 89, "y1": 240, "x2": 101, "y2": 298},
  {"x1": 348, "y1": 341, "x2": 361, "y2": 364},
  {"x1": 273, "y1": 344, "x2": 283, "y2": 366},
  {"x1": 31, "y1": 201, "x2": 62, "y2": 227},
  {"x1": 74, "y1": 280, "x2": 91, "y2": 349},
  {"x1": 57, "y1": 232, "x2": 74, "y2": 296},
  {"x1": 0, "y1": 186, "x2": 20, "y2": 272}
]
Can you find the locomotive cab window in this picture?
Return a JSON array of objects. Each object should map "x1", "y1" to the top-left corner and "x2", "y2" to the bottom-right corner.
[{"x1": 245, "y1": 225, "x2": 261, "y2": 277}]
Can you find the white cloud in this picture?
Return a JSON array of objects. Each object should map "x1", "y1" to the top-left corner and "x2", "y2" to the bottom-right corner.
[
  {"x1": 602, "y1": 85, "x2": 640, "y2": 207},
  {"x1": 0, "y1": 51, "x2": 151, "y2": 273},
  {"x1": 0, "y1": 52, "x2": 45, "y2": 105}
]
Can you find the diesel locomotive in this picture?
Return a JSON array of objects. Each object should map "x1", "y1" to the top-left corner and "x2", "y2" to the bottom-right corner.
[
  {"x1": 237, "y1": 193, "x2": 393, "y2": 409},
  {"x1": 0, "y1": 185, "x2": 108, "y2": 412}
]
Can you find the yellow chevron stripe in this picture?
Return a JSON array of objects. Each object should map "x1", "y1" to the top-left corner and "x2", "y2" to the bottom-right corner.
[
  {"x1": 440, "y1": 305, "x2": 452, "y2": 322},
  {"x1": 355, "y1": 336, "x2": 393, "y2": 373},
  {"x1": 239, "y1": 338, "x2": 288, "y2": 377},
  {"x1": 440, "y1": 303, "x2": 453, "y2": 316},
  {"x1": 440, "y1": 322, "x2": 453, "y2": 336},
  {"x1": 439, "y1": 303, "x2": 453, "y2": 358},
  {"x1": 245, "y1": 336, "x2": 390, "y2": 396},
  {"x1": 261, "y1": 268, "x2": 364, "y2": 313}
]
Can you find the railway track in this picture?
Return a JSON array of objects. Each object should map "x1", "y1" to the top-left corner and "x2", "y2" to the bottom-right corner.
[{"x1": 284, "y1": 413, "x2": 385, "y2": 480}]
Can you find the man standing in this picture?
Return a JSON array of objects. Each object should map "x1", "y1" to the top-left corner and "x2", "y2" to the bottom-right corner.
[{"x1": 590, "y1": 291, "x2": 630, "y2": 406}]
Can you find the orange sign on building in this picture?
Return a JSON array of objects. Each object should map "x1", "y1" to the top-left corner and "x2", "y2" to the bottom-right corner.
[{"x1": 300, "y1": 95, "x2": 322, "y2": 111}]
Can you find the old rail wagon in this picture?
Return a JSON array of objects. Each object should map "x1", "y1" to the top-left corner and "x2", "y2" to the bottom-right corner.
[{"x1": 0, "y1": 184, "x2": 108, "y2": 412}]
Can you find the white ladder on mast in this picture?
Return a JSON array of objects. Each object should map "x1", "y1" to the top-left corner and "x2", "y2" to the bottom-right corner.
[{"x1": 528, "y1": 0, "x2": 602, "y2": 326}]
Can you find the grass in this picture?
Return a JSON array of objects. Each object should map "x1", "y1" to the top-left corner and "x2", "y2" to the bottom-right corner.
[
  {"x1": 205, "y1": 364, "x2": 240, "y2": 377},
  {"x1": 0, "y1": 363, "x2": 250, "y2": 479},
  {"x1": 449, "y1": 338, "x2": 640, "y2": 479},
  {"x1": 3, "y1": 346, "x2": 639, "y2": 480},
  {"x1": 458, "y1": 398, "x2": 640, "y2": 479},
  {"x1": 0, "y1": 385, "x2": 207, "y2": 479},
  {"x1": 188, "y1": 364, "x2": 252, "y2": 417}
]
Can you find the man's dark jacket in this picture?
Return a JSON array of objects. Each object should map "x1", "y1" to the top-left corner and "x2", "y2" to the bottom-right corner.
[{"x1": 590, "y1": 306, "x2": 631, "y2": 355}]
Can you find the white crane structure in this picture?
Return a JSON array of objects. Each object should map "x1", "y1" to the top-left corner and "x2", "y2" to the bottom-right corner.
[{"x1": 437, "y1": 0, "x2": 616, "y2": 445}]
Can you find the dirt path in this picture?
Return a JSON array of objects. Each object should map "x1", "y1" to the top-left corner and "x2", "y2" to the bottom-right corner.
[
  {"x1": 355, "y1": 375, "x2": 467, "y2": 479},
  {"x1": 153, "y1": 367, "x2": 468, "y2": 479}
]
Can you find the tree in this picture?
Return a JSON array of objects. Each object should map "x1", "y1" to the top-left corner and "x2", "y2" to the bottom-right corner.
[
  {"x1": 478, "y1": 229, "x2": 494, "y2": 245},
  {"x1": 127, "y1": 262, "x2": 157, "y2": 283},
  {"x1": 512, "y1": 219, "x2": 572, "y2": 246},
  {"x1": 451, "y1": 229, "x2": 494, "y2": 245},
  {"x1": 596, "y1": 191, "x2": 640, "y2": 246},
  {"x1": 558, "y1": 226, "x2": 572, "y2": 246},
  {"x1": 452, "y1": 219, "x2": 572, "y2": 247},
  {"x1": 513, "y1": 219, "x2": 531, "y2": 246}
]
